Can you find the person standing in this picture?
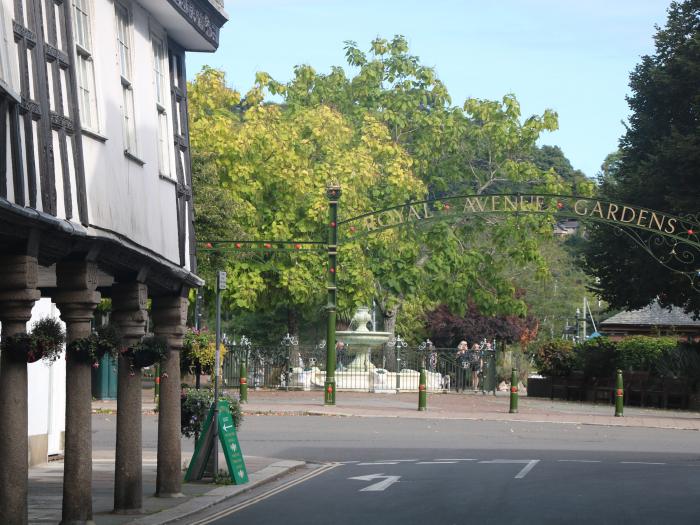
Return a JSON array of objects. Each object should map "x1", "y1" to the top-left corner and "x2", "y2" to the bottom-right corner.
[
  {"x1": 469, "y1": 343, "x2": 483, "y2": 391},
  {"x1": 456, "y1": 341, "x2": 469, "y2": 392}
]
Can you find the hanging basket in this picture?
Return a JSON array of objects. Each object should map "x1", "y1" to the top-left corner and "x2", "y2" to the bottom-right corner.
[
  {"x1": 0, "y1": 318, "x2": 65, "y2": 364},
  {"x1": 66, "y1": 324, "x2": 122, "y2": 367},
  {"x1": 128, "y1": 335, "x2": 169, "y2": 369}
]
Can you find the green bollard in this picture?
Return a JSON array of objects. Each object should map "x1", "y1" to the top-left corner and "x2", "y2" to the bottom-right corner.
[
  {"x1": 239, "y1": 361, "x2": 248, "y2": 403},
  {"x1": 418, "y1": 368, "x2": 427, "y2": 411},
  {"x1": 509, "y1": 368, "x2": 519, "y2": 414},
  {"x1": 615, "y1": 369, "x2": 624, "y2": 417}
]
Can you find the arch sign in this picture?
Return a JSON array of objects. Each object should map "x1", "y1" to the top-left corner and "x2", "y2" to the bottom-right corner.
[
  {"x1": 339, "y1": 193, "x2": 699, "y2": 247},
  {"x1": 200, "y1": 185, "x2": 700, "y2": 407}
]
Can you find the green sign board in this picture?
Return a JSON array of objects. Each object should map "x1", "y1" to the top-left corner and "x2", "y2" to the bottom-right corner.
[{"x1": 185, "y1": 399, "x2": 248, "y2": 484}]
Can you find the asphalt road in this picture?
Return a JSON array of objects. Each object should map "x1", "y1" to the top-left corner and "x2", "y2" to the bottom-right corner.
[{"x1": 131, "y1": 415, "x2": 700, "y2": 525}]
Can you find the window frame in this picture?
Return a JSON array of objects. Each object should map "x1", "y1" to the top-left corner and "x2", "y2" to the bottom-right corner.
[
  {"x1": 72, "y1": 0, "x2": 100, "y2": 133},
  {"x1": 150, "y1": 31, "x2": 171, "y2": 176},
  {"x1": 115, "y1": 1, "x2": 138, "y2": 157},
  {"x1": 0, "y1": 0, "x2": 20, "y2": 101}
]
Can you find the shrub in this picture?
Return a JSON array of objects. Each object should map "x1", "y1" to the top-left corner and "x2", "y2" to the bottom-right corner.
[
  {"x1": 531, "y1": 340, "x2": 576, "y2": 377},
  {"x1": 180, "y1": 387, "x2": 242, "y2": 439},
  {"x1": 615, "y1": 336, "x2": 677, "y2": 372},
  {"x1": 577, "y1": 336, "x2": 617, "y2": 379},
  {"x1": 127, "y1": 335, "x2": 169, "y2": 368}
]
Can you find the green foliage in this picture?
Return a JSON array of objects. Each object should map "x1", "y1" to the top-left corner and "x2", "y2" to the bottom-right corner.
[
  {"x1": 533, "y1": 335, "x2": 686, "y2": 381},
  {"x1": 0, "y1": 317, "x2": 65, "y2": 363},
  {"x1": 191, "y1": 36, "x2": 586, "y2": 339},
  {"x1": 532, "y1": 340, "x2": 577, "y2": 377},
  {"x1": 615, "y1": 335, "x2": 677, "y2": 372},
  {"x1": 180, "y1": 387, "x2": 243, "y2": 439},
  {"x1": 68, "y1": 324, "x2": 122, "y2": 366},
  {"x1": 181, "y1": 328, "x2": 226, "y2": 375},
  {"x1": 128, "y1": 335, "x2": 169, "y2": 369},
  {"x1": 581, "y1": 1, "x2": 700, "y2": 315}
]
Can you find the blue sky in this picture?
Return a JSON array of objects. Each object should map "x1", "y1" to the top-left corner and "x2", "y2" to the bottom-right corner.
[{"x1": 187, "y1": 0, "x2": 671, "y2": 178}]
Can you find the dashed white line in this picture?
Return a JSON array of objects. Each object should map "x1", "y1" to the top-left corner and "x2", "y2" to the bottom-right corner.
[
  {"x1": 620, "y1": 461, "x2": 666, "y2": 465},
  {"x1": 417, "y1": 461, "x2": 457, "y2": 465},
  {"x1": 357, "y1": 462, "x2": 399, "y2": 466},
  {"x1": 479, "y1": 459, "x2": 540, "y2": 479},
  {"x1": 434, "y1": 458, "x2": 477, "y2": 462},
  {"x1": 557, "y1": 460, "x2": 602, "y2": 463}
]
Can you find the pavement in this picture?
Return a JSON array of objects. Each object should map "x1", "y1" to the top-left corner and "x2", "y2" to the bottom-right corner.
[
  {"x1": 239, "y1": 389, "x2": 700, "y2": 431},
  {"x1": 28, "y1": 388, "x2": 700, "y2": 524}
]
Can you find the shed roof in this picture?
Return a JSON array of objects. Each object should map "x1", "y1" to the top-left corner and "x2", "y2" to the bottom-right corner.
[{"x1": 601, "y1": 301, "x2": 700, "y2": 327}]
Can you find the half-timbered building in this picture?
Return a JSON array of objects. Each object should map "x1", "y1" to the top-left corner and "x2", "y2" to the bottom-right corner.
[{"x1": 0, "y1": 1, "x2": 228, "y2": 523}]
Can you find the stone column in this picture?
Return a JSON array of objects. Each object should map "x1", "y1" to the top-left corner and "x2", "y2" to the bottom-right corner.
[
  {"x1": 111, "y1": 282, "x2": 148, "y2": 514},
  {"x1": 0, "y1": 255, "x2": 40, "y2": 525},
  {"x1": 152, "y1": 294, "x2": 188, "y2": 497},
  {"x1": 55, "y1": 261, "x2": 100, "y2": 525}
]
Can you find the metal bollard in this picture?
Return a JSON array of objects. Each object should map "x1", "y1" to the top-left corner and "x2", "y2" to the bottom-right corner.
[
  {"x1": 615, "y1": 369, "x2": 623, "y2": 417},
  {"x1": 239, "y1": 361, "x2": 248, "y2": 403},
  {"x1": 418, "y1": 368, "x2": 427, "y2": 411},
  {"x1": 509, "y1": 368, "x2": 519, "y2": 414}
]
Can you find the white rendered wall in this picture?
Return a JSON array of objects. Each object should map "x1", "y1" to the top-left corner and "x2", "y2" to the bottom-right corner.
[
  {"x1": 26, "y1": 298, "x2": 66, "y2": 456},
  {"x1": 82, "y1": 0, "x2": 181, "y2": 265}
]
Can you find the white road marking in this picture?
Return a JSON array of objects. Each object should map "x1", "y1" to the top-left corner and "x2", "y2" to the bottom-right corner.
[
  {"x1": 377, "y1": 459, "x2": 419, "y2": 462},
  {"x1": 417, "y1": 461, "x2": 457, "y2": 464},
  {"x1": 337, "y1": 461, "x2": 359, "y2": 464},
  {"x1": 557, "y1": 460, "x2": 602, "y2": 463},
  {"x1": 620, "y1": 461, "x2": 666, "y2": 465},
  {"x1": 349, "y1": 473, "x2": 402, "y2": 492},
  {"x1": 479, "y1": 459, "x2": 540, "y2": 479},
  {"x1": 434, "y1": 458, "x2": 477, "y2": 462},
  {"x1": 357, "y1": 462, "x2": 399, "y2": 466},
  {"x1": 189, "y1": 463, "x2": 339, "y2": 525}
]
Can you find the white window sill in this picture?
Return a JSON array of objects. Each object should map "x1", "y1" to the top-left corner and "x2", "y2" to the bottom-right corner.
[
  {"x1": 81, "y1": 128, "x2": 107, "y2": 143},
  {"x1": 124, "y1": 150, "x2": 145, "y2": 166}
]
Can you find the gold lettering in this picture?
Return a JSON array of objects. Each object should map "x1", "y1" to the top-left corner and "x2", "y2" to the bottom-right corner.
[
  {"x1": 574, "y1": 200, "x2": 588, "y2": 215},
  {"x1": 408, "y1": 205, "x2": 422, "y2": 221},
  {"x1": 606, "y1": 203, "x2": 619, "y2": 221},
  {"x1": 620, "y1": 206, "x2": 636, "y2": 223},
  {"x1": 636, "y1": 209, "x2": 649, "y2": 227},
  {"x1": 363, "y1": 215, "x2": 378, "y2": 232},
  {"x1": 463, "y1": 198, "x2": 478, "y2": 213},
  {"x1": 504, "y1": 196, "x2": 518, "y2": 211},
  {"x1": 491, "y1": 196, "x2": 500, "y2": 211},
  {"x1": 591, "y1": 201, "x2": 604, "y2": 218},
  {"x1": 665, "y1": 218, "x2": 677, "y2": 234},
  {"x1": 375, "y1": 212, "x2": 387, "y2": 228},
  {"x1": 389, "y1": 208, "x2": 405, "y2": 224},
  {"x1": 535, "y1": 196, "x2": 545, "y2": 210},
  {"x1": 423, "y1": 202, "x2": 434, "y2": 219},
  {"x1": 648, "y1": 212, "x2": 665, "y2": 232}
]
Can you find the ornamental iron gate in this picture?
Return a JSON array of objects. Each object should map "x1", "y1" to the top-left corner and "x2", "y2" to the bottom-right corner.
[{"x1": 221, "y1": 342, "x2": 501, "y2": 394}]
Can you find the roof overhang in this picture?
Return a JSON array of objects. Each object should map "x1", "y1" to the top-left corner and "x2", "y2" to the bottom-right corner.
[{"x1": 137, "y1": 0, "x2": 229, "y2": 52}]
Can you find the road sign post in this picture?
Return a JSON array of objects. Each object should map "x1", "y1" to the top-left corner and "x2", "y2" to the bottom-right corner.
[{"x1": 213, "y1": 270, "x2": 226, "y2": 476}]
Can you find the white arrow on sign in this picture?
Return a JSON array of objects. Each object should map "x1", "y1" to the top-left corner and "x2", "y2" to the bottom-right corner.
[
  {"x1": 349, "y1": 473, "x2": 401, "y2": 492},
  {"x1": 222, "y1": 423, "x2": 233, "y2": 432}
]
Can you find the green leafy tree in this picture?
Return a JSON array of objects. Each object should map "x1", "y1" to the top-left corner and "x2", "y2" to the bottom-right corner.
[
  {"x1": 261, "y1": 36, "x2": 574, "y2": 333},
  {"x1": 581, "y1": 1, "x2": 700, "y2": 315}
]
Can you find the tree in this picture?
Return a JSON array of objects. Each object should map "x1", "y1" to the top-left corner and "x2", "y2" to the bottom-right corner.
[
  {"x1": 188, "y1": 67, "x2": 424, "y2": 337},
  {"x1": 262, "y1": 36, "x2": 571, "y2": 333},
  {"x1": 531, "y1": 145, "x2": 591, "y2": 193},
  {"x1": 581, "y1": 1, "x2": 700, "y2": 315}
]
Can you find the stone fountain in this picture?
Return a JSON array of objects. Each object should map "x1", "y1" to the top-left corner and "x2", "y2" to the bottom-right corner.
[{"x1": 336, "y1": 307, "x2": 392, "y2": 378}]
